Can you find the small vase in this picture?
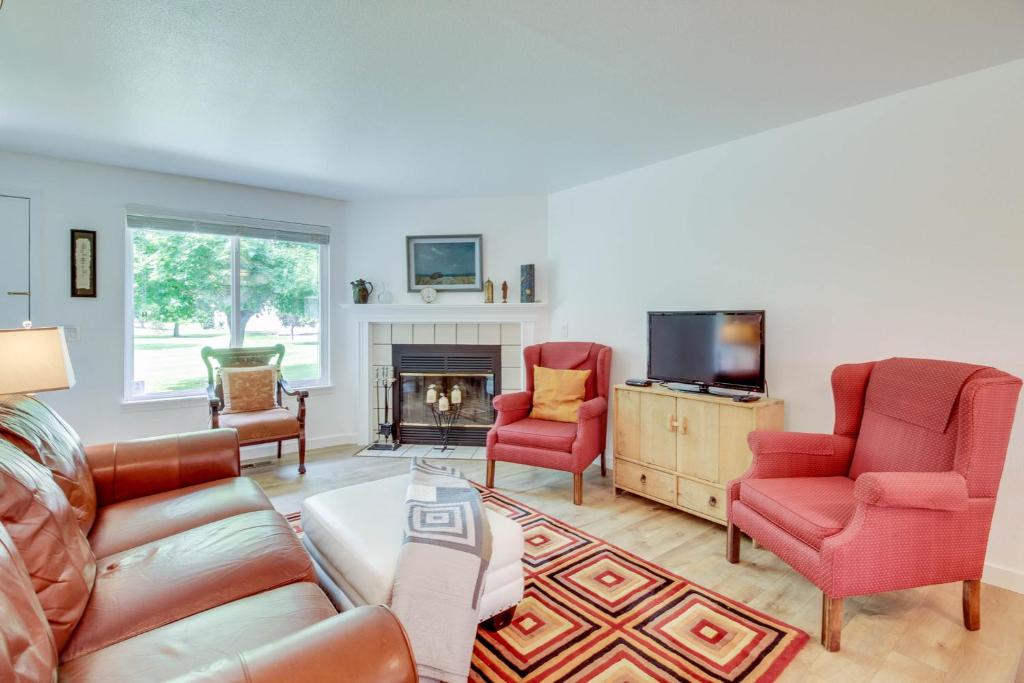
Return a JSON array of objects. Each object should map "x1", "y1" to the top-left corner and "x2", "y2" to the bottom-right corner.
[{"x1": 376, "y1": 282, "x2": 393, "y2": 304}]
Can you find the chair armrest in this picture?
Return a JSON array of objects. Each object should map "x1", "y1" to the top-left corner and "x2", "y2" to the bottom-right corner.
[
  {"x1": 187, "y1": 606, "x2": 417, "y2": 683},
  {"x1": 854, "y1": 471, "x2": 969, "y2": 511},
  {"x1": 743, "y1": 431, "x2": 856, "y2": 479},
  {"x1": 86, "y1": 429, "x2": 241, "y2": 507},
  {"x1": 206, "y1": 384, "x2": 222, "y2": 409},
  {"x1": 279, "y1": 378, "x2": 309, "y2": 399},
  {"x1": 494, "y1": 391, "x2": 532, "y2": 412},
  {"x1": 578, "y1": 396, "x2": 607, "y2": 422}
]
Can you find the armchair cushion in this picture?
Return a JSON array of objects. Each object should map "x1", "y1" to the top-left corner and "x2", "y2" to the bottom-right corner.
[
  {"x1": 494, "y1": 418, "x2": 577, "y2": 452},
  {"x1": 530, "y1": 366, "x2": 591, "y2": 423},
  {"x1": 853, "y1": 471, "x2": 969, "y2": 511},
  {"x1": 220, "y1": 365, "x2": 278, "y2": 414},
  {"x1": 739, "y1": 477, "x2": 856, "y2": 550},
  {"x1": 218, "y1": 408, "x2": 299, "y2": 444},
  {"x1": 87, "y1": 477, "x2": 274, "y2": 558}
]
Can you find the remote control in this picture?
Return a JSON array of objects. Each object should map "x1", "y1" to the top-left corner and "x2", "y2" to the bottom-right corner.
[{"x1": 625, "y1": 378, "x2": 653, "y2": 387}]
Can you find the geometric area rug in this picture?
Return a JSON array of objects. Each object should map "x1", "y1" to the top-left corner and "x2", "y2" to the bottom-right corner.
[
  {"x1": 287, "y1": 484, "x2": 808, "y2": 682},
  {"x1": 470, "y1": 486, "x2": 808, "y2": 683}
]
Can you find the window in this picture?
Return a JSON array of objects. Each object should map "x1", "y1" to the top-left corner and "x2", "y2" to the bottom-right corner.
[{"x1": 126, "y1": 208, "x2": 329, "y2": 399}]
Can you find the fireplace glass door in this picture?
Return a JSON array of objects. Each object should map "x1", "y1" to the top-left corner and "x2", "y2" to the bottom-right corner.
[{"x1": 399, "y1": 373, "x2": 496, "y2": 429}]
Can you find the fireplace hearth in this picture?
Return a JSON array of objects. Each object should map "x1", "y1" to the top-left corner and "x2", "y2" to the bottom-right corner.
[{"x1": 393, "y1": 344, "x2": 502, "y2": 446}]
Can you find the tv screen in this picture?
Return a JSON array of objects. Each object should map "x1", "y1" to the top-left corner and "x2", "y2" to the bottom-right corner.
[{"x1": 647, "y1": 311, "x2": 765, "y2": 392}]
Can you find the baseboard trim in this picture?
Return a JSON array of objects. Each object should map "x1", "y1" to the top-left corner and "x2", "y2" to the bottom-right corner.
[
  {"x1": 983, "y1": 561, "x2": 1024, "y2": 595},
  {"x1": 240, "y1": 433, "x2": 357, "y2": 463}
]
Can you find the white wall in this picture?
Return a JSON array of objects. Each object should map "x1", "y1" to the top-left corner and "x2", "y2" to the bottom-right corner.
[
  {"x1": 0, "y1": 151, "x2": 352, "y2": 452},
  {"x1": 340, "y1": 196, "x2": 548, "y2": 306},
  {"x1": 547, "y1": 60, "x2": 1024, "y2": 591}
]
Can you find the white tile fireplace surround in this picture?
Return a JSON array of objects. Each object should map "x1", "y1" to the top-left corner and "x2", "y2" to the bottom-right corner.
[{"x1": 342, "y1": 304, "x2": 547, "y2": 446}]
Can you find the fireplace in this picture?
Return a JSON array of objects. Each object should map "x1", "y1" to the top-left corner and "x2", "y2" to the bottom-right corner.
[{"x1": 393, "y1": 344, "x2": 502, "y2": 446}]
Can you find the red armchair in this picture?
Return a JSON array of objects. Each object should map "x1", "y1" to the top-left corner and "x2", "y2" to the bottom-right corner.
[
  {"x1": 726, "y1": 358, "x2": 1021, "y2": 651},
  {"x1": 486, "y1": 342, "x2": 612, "y2": 505}
]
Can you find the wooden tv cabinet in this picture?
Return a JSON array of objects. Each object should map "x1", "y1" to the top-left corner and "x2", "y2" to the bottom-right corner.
[{"x1": 613, "y1": 384, "x2": 784, "y2": 525}]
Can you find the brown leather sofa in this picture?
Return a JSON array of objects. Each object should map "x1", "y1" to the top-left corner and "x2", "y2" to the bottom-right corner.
[{"x1": 0, "y1": 394, "x2": 417, "y2": 682}]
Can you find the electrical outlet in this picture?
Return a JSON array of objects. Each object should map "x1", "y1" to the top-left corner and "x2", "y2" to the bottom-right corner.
[
  {"x1": 63, "y1": 325, "x2": 81, "y2": 342},
  {"x1": 560, "y1": 323, "x2": 569, "y2": 339}
]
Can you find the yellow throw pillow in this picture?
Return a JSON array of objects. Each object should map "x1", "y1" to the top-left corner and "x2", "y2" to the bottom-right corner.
[
  {"x1": 220, "y1": 365, "x2": 278, "y2": 413},
  {"x1": 530, "y1": 366, "x2": 592, "y2": 423}
]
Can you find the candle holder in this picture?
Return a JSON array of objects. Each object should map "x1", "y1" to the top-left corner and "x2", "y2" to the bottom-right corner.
[{"x1": 428, "y1": 397, "x2": 463, "y2": 453}]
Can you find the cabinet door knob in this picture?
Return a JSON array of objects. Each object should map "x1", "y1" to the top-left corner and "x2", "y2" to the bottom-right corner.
[
  {"x1": 708, "y1": 495, "x2": 718, "y2": 508},
  {"x1": 640, "y1": 474, "x2": 647, "y2": 485},
  {"x1": 680, "y1": 416, "x2": 689, "y2": 436},
  {"x1": 667, "y1": 415, "x2": 678, "y2": 432}
]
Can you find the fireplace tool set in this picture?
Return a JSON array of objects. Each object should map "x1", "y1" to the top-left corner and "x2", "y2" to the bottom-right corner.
[
  {"x1": 368, "y1": 366, "x2": 401, "y2": 451},
  {"x1": 426, "y1": 383, "x2": 464, "y2": 453}
]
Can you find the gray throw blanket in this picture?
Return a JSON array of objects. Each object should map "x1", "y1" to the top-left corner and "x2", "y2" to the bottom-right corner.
[{"x1": 391, "y1": 458, "x2": 492, "y2": 682}]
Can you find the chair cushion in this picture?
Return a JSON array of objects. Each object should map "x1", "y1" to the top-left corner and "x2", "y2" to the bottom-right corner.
[
  {"x1": 303, "y1": 474, "x2": 523, "y2": 607},
  {"x1": 62, "y1": 510, "x2": 315, "y2": 662},
  {"x1": 739, "y1": 477, "x2": 856, "y2": 550},
  {"x1": 0, "y1": 393, "x2": 97, "y2": 535},
  {"x1": 87, "y1": 477, "x2": 274, "y2": 558},
  {"x1": 530, "y1": 366, "x2": 591, "y2": 423},
  {"x1": 495, "y1": 418, "x2": 578, "y2": 452},
  {"x1": 218, "y1": 408, "x2": 299, "y2": 443},
  {"x1": 57, "y1": 582, "x2": 336, "y2": 680},
  {"x1": 0, "y1": 443, "x2": 95, "y2": 651},
  {"x1": 220, "y1": 365, "x2": 278, "y2": 414}
]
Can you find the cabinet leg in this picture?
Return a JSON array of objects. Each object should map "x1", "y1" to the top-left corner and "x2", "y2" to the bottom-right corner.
[
  {"x1": 963, "y1": 579, "x2": 981, "y2": 631},
  {"x1": 726, "y1": 521, "x2": 740, "y2": 563},
  {"x1": 821, "y1": 595, "x2": 843, "y2": 652}
]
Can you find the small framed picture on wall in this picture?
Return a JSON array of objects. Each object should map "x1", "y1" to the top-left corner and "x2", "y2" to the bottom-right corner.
[
  {"x1": 406, "y1": 234, "x2": 483, "y2": 291},
  {"x1": 70, "y1": 229, "x2": 97, "y2": 297}
]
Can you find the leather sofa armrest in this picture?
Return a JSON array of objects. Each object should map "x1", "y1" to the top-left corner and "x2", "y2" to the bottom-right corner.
[
  {"x1": 577, "y1": 396, "x2": 607, "y2": 422},
  {"x1": 184, "y1": 606, "x2": 417, "y2": 683},
  {"x1": 854, "y1": 471, "x2": 969, "y2": 511},
  {"x1": 86, "y1": 429, "x2": 241, "y2": 507}
]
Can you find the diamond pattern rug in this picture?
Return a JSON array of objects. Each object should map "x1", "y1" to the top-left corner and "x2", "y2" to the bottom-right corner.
[{"x1": 285, "y1": 485, "x2": 807, "y2": 682}]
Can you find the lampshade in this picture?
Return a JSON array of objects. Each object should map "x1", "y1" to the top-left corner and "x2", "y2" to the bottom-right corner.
[{"x1": 0, "y1": 327, "x2": 76, "y2": 395}]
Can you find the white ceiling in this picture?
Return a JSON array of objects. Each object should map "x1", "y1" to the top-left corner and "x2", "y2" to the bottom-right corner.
[{"x1": 1, "y1": 1, "x2": 1023, "y2": 199}]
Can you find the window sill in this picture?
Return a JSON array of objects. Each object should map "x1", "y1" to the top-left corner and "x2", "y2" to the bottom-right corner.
[{"x1": 121, "y1": 384, "x2": 335, "y2": 412}]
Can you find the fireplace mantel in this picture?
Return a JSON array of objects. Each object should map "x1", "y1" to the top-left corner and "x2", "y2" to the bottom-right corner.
[{"x1": 340, "y1": 302, "x2": 546, "y2": 324}]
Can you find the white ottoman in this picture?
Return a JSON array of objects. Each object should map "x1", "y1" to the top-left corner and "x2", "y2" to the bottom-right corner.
[{"x1": 301, "y1": 474, "x2": 524, "y2": 628}]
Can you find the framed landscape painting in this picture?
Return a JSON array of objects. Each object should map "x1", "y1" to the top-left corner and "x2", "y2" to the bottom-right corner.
[{"x1": 406, "y1": 234, "x2": 483, "y2": 291}]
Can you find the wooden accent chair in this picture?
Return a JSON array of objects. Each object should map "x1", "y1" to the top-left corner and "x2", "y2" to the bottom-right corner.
[
  {"x1": 485, "y1": 342, "x2": 612, "y2": 505},
  {"x1": 202, "y1": 345, "x2": 309, "y2": 474},
  {"x1": 727, "y1": 357, "x2": 1021, "y2": 651}
]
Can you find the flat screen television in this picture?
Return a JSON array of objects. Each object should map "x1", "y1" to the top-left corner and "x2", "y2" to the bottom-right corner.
[{"x1": 647, "y1": 311, "x2": 765, "y2": 393}]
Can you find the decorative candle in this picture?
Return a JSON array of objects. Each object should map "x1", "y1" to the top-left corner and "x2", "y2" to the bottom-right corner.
[
  {"x1": 426, "y1": 384, "x2": 437, "y2": 404},
  {"x1": 438, "y1": 394, "x2": 450, "y2": 412},
  {"x1": 451, "y1": 385, "x2": 462, "y2": 404}
]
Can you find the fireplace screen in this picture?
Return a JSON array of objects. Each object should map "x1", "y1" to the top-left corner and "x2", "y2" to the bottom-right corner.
[{"x1": 399, "y1": 373, "x2": 496, "y2": 429}]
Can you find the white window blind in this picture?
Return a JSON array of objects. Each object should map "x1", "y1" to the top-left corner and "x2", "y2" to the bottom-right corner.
[{"x1": 125, "y1": 205, "x2": 330, "y2": 245}]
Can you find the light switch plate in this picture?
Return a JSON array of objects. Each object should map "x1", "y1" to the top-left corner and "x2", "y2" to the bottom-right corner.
[{"x1": 63, "y1": 325, "x2": 81, "y2": 342}]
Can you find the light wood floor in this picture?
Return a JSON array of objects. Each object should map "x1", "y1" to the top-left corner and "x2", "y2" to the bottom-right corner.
[{"x1": 248, "y1": 447, "x2": 1024, "y2": 683}]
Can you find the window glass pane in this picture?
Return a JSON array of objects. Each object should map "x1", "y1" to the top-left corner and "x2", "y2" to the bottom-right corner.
[
  {"x1": 238, "y1": 237, "x2": 321, "y2": 382},
  {"x1": 131, "y1": 229, "x2": 231, "y2": 395}
]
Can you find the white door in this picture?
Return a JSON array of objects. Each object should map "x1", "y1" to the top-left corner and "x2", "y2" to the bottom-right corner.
[{"x1": 0, "y1": 195, "x2": 31, "y2": 328}]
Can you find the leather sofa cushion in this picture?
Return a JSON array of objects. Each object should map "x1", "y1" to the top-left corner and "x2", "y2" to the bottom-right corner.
[
  {"x1": 0, "y1": 394, "x2": 98, "y2": 535},
  {"x1": 740, "y1": 476, "x2": 856, "y2": 550},
  {"x1": 87, "y1": 477, "x2": 273, "y2": 558},
  {"x1": 218, "y1": 408, "x2": 299, "y2": 443},
  {"x1": 62, "y1": 510, "x2": 315, "y2": 662},
  {"x1": 495, "y1": 418, "x2": 577, "y2": 452},
  {"x1": 57, "y1": 582, "x2": 337, "y2": 682},
  {"x1": 303, "y1": 474, "x2": 523, "y2": 606},
  {"x1": 0, "y1": 444, "x2": 96, "y2": 651},
  {"x1": 0, "y1": 522, "x2": 58, "y2": 682}
]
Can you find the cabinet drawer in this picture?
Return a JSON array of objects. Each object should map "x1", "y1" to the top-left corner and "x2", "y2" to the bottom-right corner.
[
  {"x1": 616, "y1": 461, "x2": 675, "y2": 504},
  {"x1": 677, "y1": 479, "x2": 727, "y2": 522}
]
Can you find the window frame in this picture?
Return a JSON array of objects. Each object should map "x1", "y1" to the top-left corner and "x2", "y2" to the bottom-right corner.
[{"x1": 123, "y1": 211, "x2": 331, "y2": 402}]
